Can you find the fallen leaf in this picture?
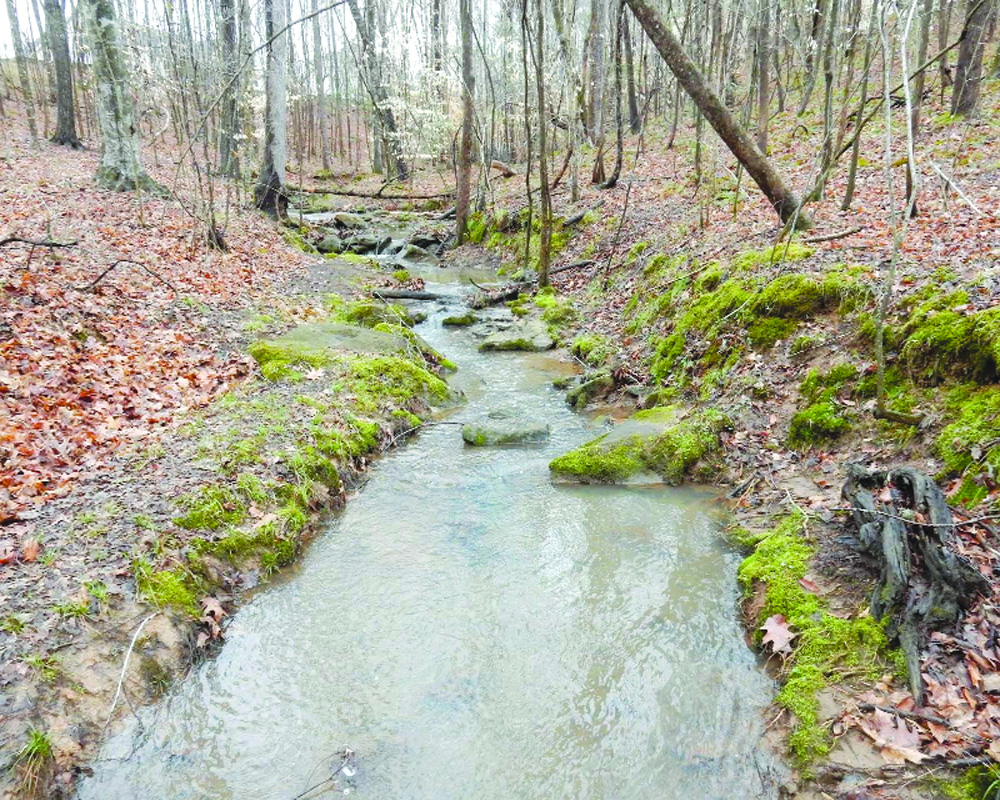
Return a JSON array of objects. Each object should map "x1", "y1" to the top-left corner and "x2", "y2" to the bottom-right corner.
[
  {"x1": 761, "y1": 614, "x2": 796, "y2": 655},
  {"x1": 20, "y1": 539, "x2": 40, "y2": 562}
]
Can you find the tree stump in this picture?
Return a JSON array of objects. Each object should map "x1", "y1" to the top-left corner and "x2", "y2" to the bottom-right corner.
[{"x1": 842, "y1": 464, "x2": 990, "y2": 703}]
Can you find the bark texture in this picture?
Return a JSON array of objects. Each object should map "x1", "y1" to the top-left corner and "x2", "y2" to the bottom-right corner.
[
  {"x1": 45, "y1": 0, "x2": 80, "y2": 147},
  {"x1": 255, "y1": 0, "x2": 288, "y2": 215},
  {"x1": 455, "y1": 0, "x2": 475, "y2": 243},
  {"x1": 84, "y1": 0, "x2": 156, "y2": 191}
]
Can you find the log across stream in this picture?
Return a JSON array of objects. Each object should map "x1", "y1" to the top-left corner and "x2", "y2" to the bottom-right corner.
[{"x1": 78, "y1": 276, "x2": 781, "y2": 799}]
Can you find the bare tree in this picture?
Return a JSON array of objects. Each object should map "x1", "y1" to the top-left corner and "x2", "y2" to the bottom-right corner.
[
  {"x1": 84, "y1": 0, "x2": 157, "y2": 191},
  {"x1": 4, "y1": 0, "x2": 39, "y2": 142},
  {"x1": 951, "y1": 0, "x2": 994, "y2": 115},
  {"x1": 44, "y1": 0, "x2": 80, "y2": 147},
  {"x1": 455, "y1": 0, "x2": 475, "y2": 242},
  {"x1": 255, "y1": 0, "x2": 288, "y2": 215}
]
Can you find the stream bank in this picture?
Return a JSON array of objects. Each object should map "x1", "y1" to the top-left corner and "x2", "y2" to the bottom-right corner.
[{"x1": 75, "y1": 275, "x2": 782, "y2": 799}]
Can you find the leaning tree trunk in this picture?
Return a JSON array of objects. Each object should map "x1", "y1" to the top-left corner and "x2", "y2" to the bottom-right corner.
[
  {"x1": 44, "y1": 0, "x2": 80, "y2": 147},
  {"x1": 951, "y1": 0, "x2": 993, "y2": 116},
  {"x1": 4, "y1": 0, "x2": 39, "y2": 142},
  {"x1": 455, "y1": 0, "x2": 475, "y2": 243},
  {"x1": 625, "y1": 0, "x2": 810, "y2": 227},
  {"x1": 84, "y1": 0, "x2": 157, "y2": 191},
  {"x1": 255, "y1": 0, "x2": 288, "y2": 215}
]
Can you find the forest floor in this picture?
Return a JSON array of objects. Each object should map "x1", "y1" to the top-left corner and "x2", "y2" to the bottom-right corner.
[{"x1": 2, "y1": 76, "x2": 1000, "y2": 798}]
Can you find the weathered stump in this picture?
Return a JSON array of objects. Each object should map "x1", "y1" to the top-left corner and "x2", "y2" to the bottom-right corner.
[{"x1": 842, "y1": 464, "x2": 990, "y2": 702}]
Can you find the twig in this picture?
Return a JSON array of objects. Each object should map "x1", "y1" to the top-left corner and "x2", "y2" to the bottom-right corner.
[
  {"x1": 805, "y1": 225, "x2": 864, "y2": 243},
  {"x1": 927, "y1": 160, "x2": 983, "y2": 215},
  {"x1": 837, "y1": 506, "x2": 1000, "y2": 529},
  {"x1": 78, "y1": 260, "x2": 180, "y2": 294},
  {"x1": 858, "y1": 702, "x2": 951, "y2": 727},
  {"x1": 104, "y1": 613, "x2": 157, "y2": 732},
  {"x1": 0, "y1": 236, "x2": 78, "y2": 248}
]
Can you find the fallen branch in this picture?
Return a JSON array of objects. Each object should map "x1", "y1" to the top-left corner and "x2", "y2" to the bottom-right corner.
[
  {"x1": 1, "y1": 235, "x2": 79, "y2": 249},
  {"x1": 564, "y1": 200, "x2": 605, "y2": 227},
  {"x1": 490, "y1": 160, "x2": 516, "y2": 178},
  {"x1": 469, "y1": 260, "x2": 596, "y2": 307},
  {"x1": 873, "y1": 406, "x2": 924, "y2": 426},
  {"x1": 370, "y1": 289, "x2": 444, "y2": 301},
  {"x1": 295, "y1": 186, "x2": 455, "y2": 200},
  {"x1": 78, "y1": 260, "x2": 180, "y2": 294},
  {"x1": 858, "y1": 702, "x2": 952, "y2": 728},
  {"x1": 104, "y1": 613, "x2": 157, "y2": 733},
  {"x1": 805, "y1": 225, "x2": 864, "y2": 243}
]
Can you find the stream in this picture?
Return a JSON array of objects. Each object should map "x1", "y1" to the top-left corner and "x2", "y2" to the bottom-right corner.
[{"x1": 78, "y1": 267, "x2": 780, "y2": 799}]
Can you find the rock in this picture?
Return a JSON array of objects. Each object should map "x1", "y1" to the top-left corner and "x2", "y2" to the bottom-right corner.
[
  {"x1": 403, "y1": 243, "x2": 439, "y2": 263},
  {"x1": 442, "y1": 311, "x2": 478, "y2": 326},
  {"x1": 316, "y1": 234, "x2": 343, "y2": 254},
  {"x1": 346, "y1": 233, "x2": 380, "y2": 253},
  {"x1": 375, "y1": 235, "x2": 393, "y2": 254},
  {"x1": 268, "y1": 322, "x2": 413, "y2": 356},
  {"x1": 333, "y1": 211, "x2": 367, "y2": 229},
  {"x1": 479, "y1": 318, "x2": 554, "y2": 352},
  {"x1": 409, "y1": 232, "x2": 443, "y2": 249},
  {"x1": 565, "y1": 370, "x2": 614, "y2": 409},
  {"x1": 461, "y1": 410, "x2": 550, "y2": 446},
  {"x1": 548, "y1": 406, "x2": 730, "y2": 485}
]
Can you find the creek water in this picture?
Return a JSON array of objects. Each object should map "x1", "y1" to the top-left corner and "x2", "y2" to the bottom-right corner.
[{"x1": 78, "y1": 272, "x2": 779, "y2": 799}]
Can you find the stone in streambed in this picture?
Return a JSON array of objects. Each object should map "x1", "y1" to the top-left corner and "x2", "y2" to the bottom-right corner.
[
  {"x1": 461, "y1": 410, "x2": 550, "y2": 446},
  {"x1": 548, "y1": 406, "x2": 730, "y2": 485},
  {"x1": 479, "y1": 318, "x2": 554, "y2": 352},
  {"x1": 316, "y1": 233, "x2": 343, "y2": 254}
]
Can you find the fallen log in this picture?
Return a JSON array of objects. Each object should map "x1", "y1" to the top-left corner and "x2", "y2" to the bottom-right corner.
[
  {"x1": 469, "y1": 260, "x2": 596, "y2": 308},
  {"x1": 842, "y1": 464, "x2": 991, "y2": 703},
  {"x1": 370, "y1": 289, "x2": 444, "y2": 301},
  {"x1": 295, "y1": 186, "x2": 455, "y2": 200},
  {"x1": 490, "y1": 160, "x2": 516, "y2": 178}
]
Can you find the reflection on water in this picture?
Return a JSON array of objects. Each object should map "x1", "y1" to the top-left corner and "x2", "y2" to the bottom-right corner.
[{"x1": 78, "y1": 280, "x2": 779, "y2": 800}]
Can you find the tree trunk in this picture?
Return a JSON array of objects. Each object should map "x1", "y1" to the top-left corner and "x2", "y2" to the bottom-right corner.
[
  {"x1": 455, "y1": 0, "x2": 475, "y2": 243},
  {"x1": 623, "y1": 12, "x2": 641, "y2": 133},
  {"x1": 44, "y1": 0, "x2": 80, "y2": 147},
  {"x1": 348, "y1": 0, "x2": 409, "y2": 180},
  {"x1": 585, "y1": 0, "x2": 606, "y2": 144},
  {"x1": 601, "y1": 0, "x2": 624, "y2": 189},
  {"x1": 84, "y1": 0, "x2": 156, "y2": 191},
  {"x1": 910, "y1": 0, "x2": 934, "y2": 133},
  {"x1": 530, "y1": 0, "x2": 552, "y2": 287},
  {"x1": 951, "y1": 0, "x2": 992, "y2": 116},
  {"x1": 219, "y1": 0, "x2": 240, "y2": 176},
  {"x1": 311, "y1": 0, "x2": 331, "y2": 172},
  {"x1": 255, "y1": 0, "x2": 288, "y2": 216},
  {"x1": 939, "y1": 0, "x2": 954, "y2": 98},
  {"x1": 756, "y1": 0, "x2": 769, "y2": 152},
  {"x1": 798, "y1": 0, "x2": 825, "y2": 112},
  {"x1": 625, "y1": 0, "x2": 810, "y2": 227},
  {"x1": 5, "y1": 0, "x2": 39, "y2": 142}
]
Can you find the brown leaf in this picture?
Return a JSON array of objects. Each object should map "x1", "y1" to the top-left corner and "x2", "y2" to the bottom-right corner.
[
  {"x1": 761, "y1": 614, "x2": 796, "y2": 655},
  {"x1": 20, "y1": 538, "x2": 40, "y2": 562},
  {"x1": 200, "y1": 596, "x2": 227, "y2": 621}
]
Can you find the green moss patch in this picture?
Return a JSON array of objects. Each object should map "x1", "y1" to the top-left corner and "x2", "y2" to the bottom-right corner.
[
  {"x1": 549, "y1": 408, "x2": 729, "y2": 484},
  {"x1": 737, "y1": 513, "x2": 900, "y2": 767},
  {"x1": 899, "y1": 301, "x2": 1000, "y2": 385},
  {"x1": 570, "y1": 333, "x2": 615, "y2": 367}
]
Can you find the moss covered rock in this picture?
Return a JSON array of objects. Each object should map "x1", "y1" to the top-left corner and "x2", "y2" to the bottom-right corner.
[
  {"x1": 479, "y1": 318, "x2": 555, "y2": 352},
  {"x1": 549, "y1": 407, "x2": 729, "y2": 484},
  {"x1": 461, "y1": 410, "x2": 550, "y2": 446}
]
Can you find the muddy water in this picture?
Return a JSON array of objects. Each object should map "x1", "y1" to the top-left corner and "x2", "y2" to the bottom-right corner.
[{"x1": 78, "y1": 276, "x2": 780, "y2": 799}]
